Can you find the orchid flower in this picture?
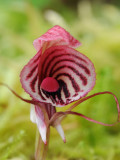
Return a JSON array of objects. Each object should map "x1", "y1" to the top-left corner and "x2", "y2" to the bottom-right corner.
[{"x1": 0, "y1": 25, "x2": 120, "y2": 160}]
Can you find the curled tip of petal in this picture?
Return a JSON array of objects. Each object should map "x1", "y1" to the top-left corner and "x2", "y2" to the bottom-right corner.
[
  {"x1": 34, "y1": 106, "x2": 47, "y2": 144},
  {"x1": 55, "y1": 124, "x2": 66, "y2": 143},
  {"x1": 44, "y1": 140, "x2": 47, "y2": 145},
  {"x1": 39, "y1": 127, "x2": 47, "y2": 144},
  {"x1": 63, "y1": 138, "x2": 66, "y2": 143}
]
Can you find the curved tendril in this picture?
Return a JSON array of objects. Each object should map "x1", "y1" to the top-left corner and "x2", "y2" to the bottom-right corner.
[
  {"x1": 49, "y1": 110, "x2": 119, "y2": 127},
  {"x1": 49, "y1": 91, "x2": 120, "y2": 126},
  {"x1": 67, "y1": 91, "x2": 120, "y2": 122},
  {"x1": 64, "y1": 111, "x2": 118, "y2": 126},
  {"x1": 0, "y1": 82, "x2": 50, "y2": 121},
  {"x1": 0, "y1": 82, "x2": 38, "y2": 105},
  {"x1": 1, "y1": 82, "x2": 120, "y2": 127}
]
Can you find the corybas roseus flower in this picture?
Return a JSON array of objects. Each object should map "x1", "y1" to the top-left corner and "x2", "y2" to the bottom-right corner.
[
  {"x1": 20, "y1": 25, "x2": 96, "y2": 143},
  {"x1": 19, "y1": 25, "x2": 120, "y2": 144},
  {"x1": 21, "y1": 26, "x2": 95, "y2": 107},
  {"x1": 0, "y1": 25, "x2": 120, "y2": 159}
]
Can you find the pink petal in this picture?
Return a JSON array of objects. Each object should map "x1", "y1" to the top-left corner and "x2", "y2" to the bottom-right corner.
[
  {"x1": 33, "y1": 25, "x2": 81, "y2": 52},
  {"x1": 30, "y1": 105, "x2": 37, "y2": 123},
  {"x1": 35, "y1": 106, "x2": 47, "y2": 144},
  {"x1": 30, "y1": 105, "x2": 47, "y2": 144},
  {"x1": 55, "y1": 124, "x2": 66, "y2": 143}
]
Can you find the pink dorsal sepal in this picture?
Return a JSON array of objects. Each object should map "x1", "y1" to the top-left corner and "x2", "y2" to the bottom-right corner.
[{"x1": 41, "y1": 77, "x2": 59, "y2": 92}]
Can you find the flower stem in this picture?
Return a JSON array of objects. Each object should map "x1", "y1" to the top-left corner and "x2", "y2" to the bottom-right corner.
[{"x1": 35, "y1": 127, "x2": 50, "y2": 160}]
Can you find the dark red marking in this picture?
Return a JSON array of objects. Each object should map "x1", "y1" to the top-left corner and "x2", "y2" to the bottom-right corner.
[
  {"x1": 32, "y1": 54, "x2": 41, "y2": 64},
  {"x1": 41, "y1": 48, "x2": 63, "y2": 79},
  {"x1": 26, "y1": 65, "x2": 38, "y2": 79},
  {"x1": 42, "y1": 47, "x2": 87, "y2": 78},
  {"x1": 56, "y1": 73, "x2": 80, "y2": 92},
  {"x1": 50, "y1": 59, "x2": 90, "y2": 76},
  {"x1": 58, "y1": 79, "x2": 70, "y2": 98},
  {"x1": 30, "y1": 75, "x2": 37, "y2": 92},
  {"x1": 51, "y1": 65, "x2": 87, "y2": 85}
]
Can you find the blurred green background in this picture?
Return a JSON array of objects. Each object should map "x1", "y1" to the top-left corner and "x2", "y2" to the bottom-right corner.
[{"x1": 0, "y1": 0, "x2": 120, "y2": 160}]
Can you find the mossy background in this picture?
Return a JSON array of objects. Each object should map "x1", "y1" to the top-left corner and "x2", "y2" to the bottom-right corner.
[{"x1": 0, "y1": 0, "x2": 120, "y2": 160}]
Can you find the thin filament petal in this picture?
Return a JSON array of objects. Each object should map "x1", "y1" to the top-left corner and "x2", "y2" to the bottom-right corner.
[
  {"x1": 67, "y1": 91, "x2": 120, "y2": 122},
  {"x1": 0, "y1": 83, "x2": 36, "y2": 105},
  {"x1": 35, "y1": 106, "x2": 47, "y2": 144}
]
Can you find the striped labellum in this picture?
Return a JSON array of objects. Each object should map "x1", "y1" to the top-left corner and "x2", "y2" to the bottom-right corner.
[{"x1": 20, "y1": 25, "x2": 96, "y2": 107}]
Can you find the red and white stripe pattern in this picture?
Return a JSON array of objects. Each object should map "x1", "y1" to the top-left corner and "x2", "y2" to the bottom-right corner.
[{"x1": 20, "y1": 26, "x2": 96, "y2": 107}]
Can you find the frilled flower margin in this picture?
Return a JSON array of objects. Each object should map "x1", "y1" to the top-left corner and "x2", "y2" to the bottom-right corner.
[{"x1": 0, "y1": 83, "x2": 120, "y2": 160}]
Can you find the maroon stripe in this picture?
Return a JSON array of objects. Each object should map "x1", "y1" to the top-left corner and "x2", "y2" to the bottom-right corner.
[
  {"x1": 44, "y1": 54, "x2": 87, "y2": 77},
  {"x1": 33, "y1": 55, "x2": 40, "y2": 63},
  {"x1": 30, "y1": 75, "x2": 37, "y2": 92},
  {"x1": 58, "y1": 79, "x2": 70, "y2": 98},
  {"x1": 41, "y1": 48, "x2": 63, "y2": 79},
  {"x1": 50, "y1": 106, "x2": 56, "y2": 118},
  {"x1": 52, "y1": 66, "x2": 87, "y2": 85},
  {"x1": 30, "y1": 75, "x2": 46, "y2": 100},
  {"x1": 42, "y1": 48, "x2": 87, "y2": 78},
  {"x1": 48, "y1": 104, "x2": 52, "y2": 119},
  {"x1": 49, "y1": 59, "x2": 90, "y2": 76},
  {"x1": 45, "y1": 103, "x2": 56, "y2": 119},
  {"x1": 26, "y1": 65, "x2": 38, "y2": 79},
  {"x1": 56, "y1": 73, "x2": 80, "y2": 92},
  {"x1": 41, "y1": 87, "x2": 65, "y2": 105},
  {"x1": 44, "y1": 103, "x2": 51, "y2": 119},
  {"x1": 38, "y1": 87, "x2": 46, "y2": 100}
]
